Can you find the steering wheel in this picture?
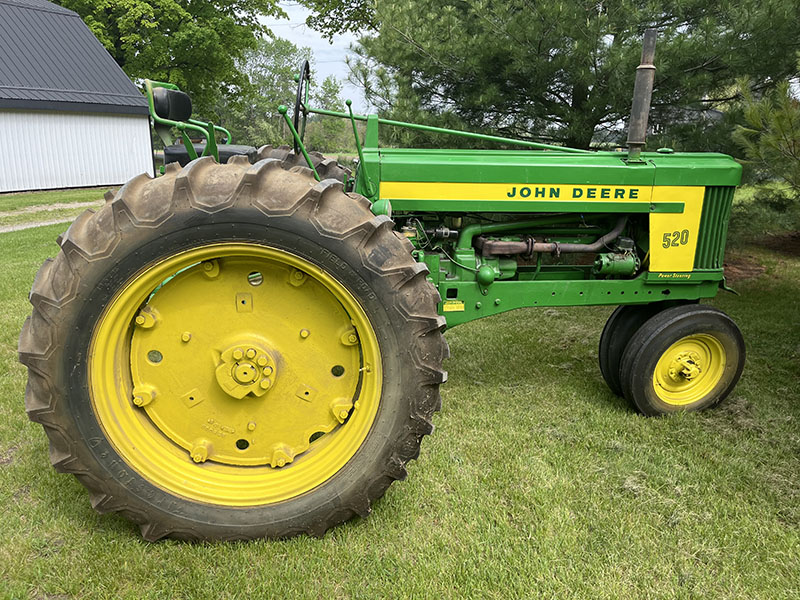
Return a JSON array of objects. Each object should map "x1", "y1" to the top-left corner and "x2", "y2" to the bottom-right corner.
[{"x1": 293, "y1": 60, "x2": 311, "y2": 155}]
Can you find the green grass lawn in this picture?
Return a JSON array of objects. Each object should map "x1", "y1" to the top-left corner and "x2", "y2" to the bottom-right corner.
[
  {"x1": 0, "y1": 190, "x2": 798, "y2": 599},
  {"x1": 0, "y1": 187, "x2": 110, "y2": 212}
]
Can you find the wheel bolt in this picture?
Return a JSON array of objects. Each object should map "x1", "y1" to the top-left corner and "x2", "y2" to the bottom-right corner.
[
  {"x1": 190, "y1": 441, "x2": 211, "y2": 463},
  {"x1": 300, "y1": 329, "x2": 310, "y2": 339},
  {"x1": 257, "y1": 355, "x2": 268, "y2": 367},
  {"x1": 260, "y1": 378, "x2": 271, "y2": 390},
  {"x1": 347, "y1": 334, "x2": 358, "y2": 344},
  {"x1": 132, "y1": 386, "x2": 156, "y2": 407},
  {"x1": 339, "y1": 410, "x2": 349, "y2": 420},
  {"x1": 181, "y1": 332, "x2": 192, "y2": 342},
  {"x1": 263, "y1": 366, "x2": 273, "y2": 376},
  {"x1": 232, "y1": 349, "x2": 244, "y2": 360},
  {"x1": 247, "y1": 422, "x2": 256, "y2": 431},
  {"x1": 246, "y1": 348, "x2": 256, "y2": 359}
]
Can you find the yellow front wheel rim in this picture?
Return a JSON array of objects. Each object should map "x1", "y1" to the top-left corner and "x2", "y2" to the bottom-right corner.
[
  {"x1": 652, "y1": 333, "x2": 725, "y2": 406},
  {"x1": 89, "y1": 243, "x2": 382, "y2": 507}
]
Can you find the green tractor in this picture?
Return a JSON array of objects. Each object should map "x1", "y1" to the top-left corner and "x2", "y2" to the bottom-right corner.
[{"x1": 19, "y1": 31, "x2": 744, "y2": 541}]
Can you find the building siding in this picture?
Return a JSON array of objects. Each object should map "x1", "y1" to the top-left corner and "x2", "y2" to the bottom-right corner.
[{"x1": 0, "y1": 110, "x2": 154, "y2": 192}]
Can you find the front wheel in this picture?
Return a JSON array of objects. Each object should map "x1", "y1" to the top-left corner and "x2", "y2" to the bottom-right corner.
[
  {"x1": 599, "y1": 304, "x2": 666, "y2": 396},
  {"x1": 18, "y1": 156, "x2": 448, "y2": 540},
  {"x1": 619, "y1": 304, "x2": 745, "y2": 415}
]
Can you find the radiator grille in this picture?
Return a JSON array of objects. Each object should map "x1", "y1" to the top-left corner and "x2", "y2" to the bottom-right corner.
[{"x1": 694, "y1": 186, "x2": 735, "y2": 269}]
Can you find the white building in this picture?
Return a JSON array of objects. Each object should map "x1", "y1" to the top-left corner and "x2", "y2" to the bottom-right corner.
[{"x1": 0, "y1": 0, "x2": 154, "y2": 193}]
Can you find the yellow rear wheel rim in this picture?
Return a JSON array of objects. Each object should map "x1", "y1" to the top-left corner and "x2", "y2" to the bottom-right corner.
[
  {"x1": 89, "y1": 243, "x2": 382, "y2": 506},
  {"x1": 652, "y1": 333, "x2": 725, "y2": 406}
]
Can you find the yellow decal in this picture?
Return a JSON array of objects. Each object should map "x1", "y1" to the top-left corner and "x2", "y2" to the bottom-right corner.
[
  {"x1": 380, "y1": 182, "x2": 652, "y2": 203},
  {"x1": 649, "y1": 186, "x2": 705, "y2": 272},
  {"x1": 442, "y1": 300, "x2": 465, "y2": 312}
]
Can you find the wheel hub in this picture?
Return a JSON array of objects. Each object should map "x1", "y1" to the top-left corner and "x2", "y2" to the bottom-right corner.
[
  {"x1": 667, "y1": 350, "x2": 702, "y2": 382},
  {"x1": 215, "y1": 343, "x2": 276, "y2": 399}
]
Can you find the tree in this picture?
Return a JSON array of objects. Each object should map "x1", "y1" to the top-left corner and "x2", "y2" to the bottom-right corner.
[
  {"x1": 734, "y1": 78, "x2": 800, "y2": 194},
  {"x1": 305, "y1": 76, "x2": 352, "y2": 152},
  {"x1": 213, "y1": 38, "x2": 351, "y2": 151},
  {"x1": 54, "y1": 0, "x2": 284, "y2": 114},
  {"x1": 297, "y1": 0, "x2": 376, "y2": 40},
  {"x1": 214, "y1": 37, "x2": 312, "y2": 145},
  {"x1": 323, "y1": 0, "x2": 800, "y2": 149}
]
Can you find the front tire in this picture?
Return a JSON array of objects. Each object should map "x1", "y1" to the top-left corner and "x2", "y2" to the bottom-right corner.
[
  {"x1": 598, "y1": 301, "x2": 696, "y2": 397},
  {"x1": 619, "y1": 304, "x2": 745, "y2": 416},
  {"x1": 599, "y1": 304, "x2": 664, "y2": 396},
  {"x1": 18, "y1": 157, "x2": 448, "y2": 540}
]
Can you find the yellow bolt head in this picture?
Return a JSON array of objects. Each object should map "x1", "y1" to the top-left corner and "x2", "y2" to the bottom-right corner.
[
  {"x1": 134, "y1": 309, "x2": 157, "y2": 328},
  {"x1": 232, "y1": 349, "x2": 244, "y2": 361},
  {"x1": 300, "y1": 329, "x2": 310, "y2": 339},
  {"x1": 132, "y1": 386, "x2": 156, "y2": 407},
  {"x1": 263, "y1": 366, "x2": 273, "y2": 376},
  {"x1": 181, "y1": 332, "x2": 192, "y2": 342},
  {"x1": 339, "y1": 410, "x2": 349, "y2": 420},
  {"x1": 270, "y1": 446, "x2": 292, "y2": 468},
  {"x1": 246, "y1": 348, "x2": 256, "y2": 359},
  {"x1": 203, "y1": 262, "x2": 213, "y2": 271},
  {"x1": 347, "y1": 334, "x2": 358, "y2": 344},
  {"x1": 293, "y1": 270, "x2": 304, "y2": 280},
  {"x1": 247, "y1": 422, "x2": 256, "y2": 431},
  {"x1": 191, "y1": 442, "x2": 210, "y2": 463},
  {"x1": 260, "y1": 378, "x2": 271, "y2": 390},
  {"x1": 257, "y1": 355, "x2": 268, "y2": 367}
]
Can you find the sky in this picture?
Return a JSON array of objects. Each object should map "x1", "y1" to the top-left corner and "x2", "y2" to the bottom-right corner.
[{"x1": 259, "y1": 2, "x2": 369, "y2": 112}]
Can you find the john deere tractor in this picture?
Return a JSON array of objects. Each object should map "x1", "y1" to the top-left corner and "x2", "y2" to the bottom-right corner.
[{"x1": 19, "y1": 31, "x2": 744, "y2": 541}]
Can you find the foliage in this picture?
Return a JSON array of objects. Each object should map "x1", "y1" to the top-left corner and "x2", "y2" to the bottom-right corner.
[
  {"x1": 338, "y1": 0, "x2": 800, "y2": 149},
  {"x1": 646, "y1": 104, "x2": 767, "y2": 183},
  {"x1": 213, "y1": 37, "x2": 312, "y2": 147},
  {"x1": 211, "y1": 38, "x2": 352, "y2": 153},
  {"x1": 305, "y1": 76, "x2": 353, "y2": 153},
  {"x1": 297, "y1": 0, "x2": 376, "y2": 39},
  {"x1": 733, "y1": 79, "x2": 800, "y2": 195},
  {"x1": 54, "y1": 0, "x2": 283, "y2": 114},
  {"x1": 728, "y1": 183, "x2": 800, "y2": 245}
]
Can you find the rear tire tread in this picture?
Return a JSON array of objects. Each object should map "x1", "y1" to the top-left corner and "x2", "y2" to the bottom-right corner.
[{"x1": 19, "y1": 155, "x2": 448, "y2": 541}]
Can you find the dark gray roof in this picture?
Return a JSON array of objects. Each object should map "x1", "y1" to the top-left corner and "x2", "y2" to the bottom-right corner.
[{"x1": 0, "y1": 0, "x2": 149, "y2": 115}]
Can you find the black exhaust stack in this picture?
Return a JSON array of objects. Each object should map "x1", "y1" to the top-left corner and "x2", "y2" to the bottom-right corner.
[{"x1": 626, "y1": 29, "x2": 657, "y2": 162}]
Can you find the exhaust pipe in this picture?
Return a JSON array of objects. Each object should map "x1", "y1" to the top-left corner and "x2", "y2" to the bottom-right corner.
[{"x1": 626, "y1": 29, "x2": 657, "y2": 162}]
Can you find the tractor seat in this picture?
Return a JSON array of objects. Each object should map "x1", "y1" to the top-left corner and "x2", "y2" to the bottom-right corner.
[
  {"x1": 163, "y1": 143, "x2": 258, "y2": 167},
  {"x1": 152, "y1": 87, "x2": 257, "y2": 166}
]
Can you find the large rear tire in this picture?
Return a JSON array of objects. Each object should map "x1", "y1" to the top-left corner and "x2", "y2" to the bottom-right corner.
[
  {"x1": 255, "y1": 145, "x2": 351, "y2": 184},
  {"x1": 18, "y1": 156, "x2": 448, "y2": 541}
]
